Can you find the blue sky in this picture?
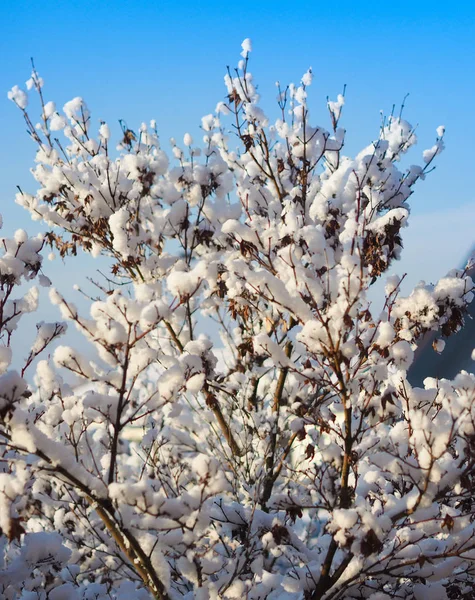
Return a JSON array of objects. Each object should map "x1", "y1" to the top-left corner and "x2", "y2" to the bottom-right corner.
[
  {"x1": 1, "y1": 0, "x2": 474, "y2": 365},
  {"x1": 1, "y1": 1, "x2": 474, "y2": 224}
]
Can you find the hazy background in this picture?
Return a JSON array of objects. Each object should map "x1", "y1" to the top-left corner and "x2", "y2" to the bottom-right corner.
[{"x1": 0, "y1": 0, "x2": 474, "y2": 372}]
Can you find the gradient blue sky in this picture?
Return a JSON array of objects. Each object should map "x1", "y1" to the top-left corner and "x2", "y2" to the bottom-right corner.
[
  {"x1": 1, "y1": 1, "x2": 474, "y2": 223},
  {"x1": 1, "y1": 0, "x2": 474, "y2": 364}
]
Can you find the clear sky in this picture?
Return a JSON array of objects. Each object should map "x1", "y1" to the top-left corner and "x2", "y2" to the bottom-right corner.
[
  {"x1": 1, "y1": 0, "x2": 474, "y2": 366},
  {"x1": 1, "y1": 1, "x2": 475, "y2": 220}
]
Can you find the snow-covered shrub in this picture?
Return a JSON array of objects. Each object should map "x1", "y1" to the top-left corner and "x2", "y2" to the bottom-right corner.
[{"x1": 2, "y1": 40, "x2": 474, "y2": 599}]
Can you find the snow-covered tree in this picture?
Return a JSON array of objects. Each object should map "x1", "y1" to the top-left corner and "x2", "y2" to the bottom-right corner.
[{"x1": 2, "y1": 40, "x2": 475, "y2": 599}]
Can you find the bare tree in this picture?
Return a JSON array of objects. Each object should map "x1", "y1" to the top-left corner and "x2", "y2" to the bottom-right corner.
[{"x1": 1, "y1": 39, "x2": 474, "y2": 599}]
